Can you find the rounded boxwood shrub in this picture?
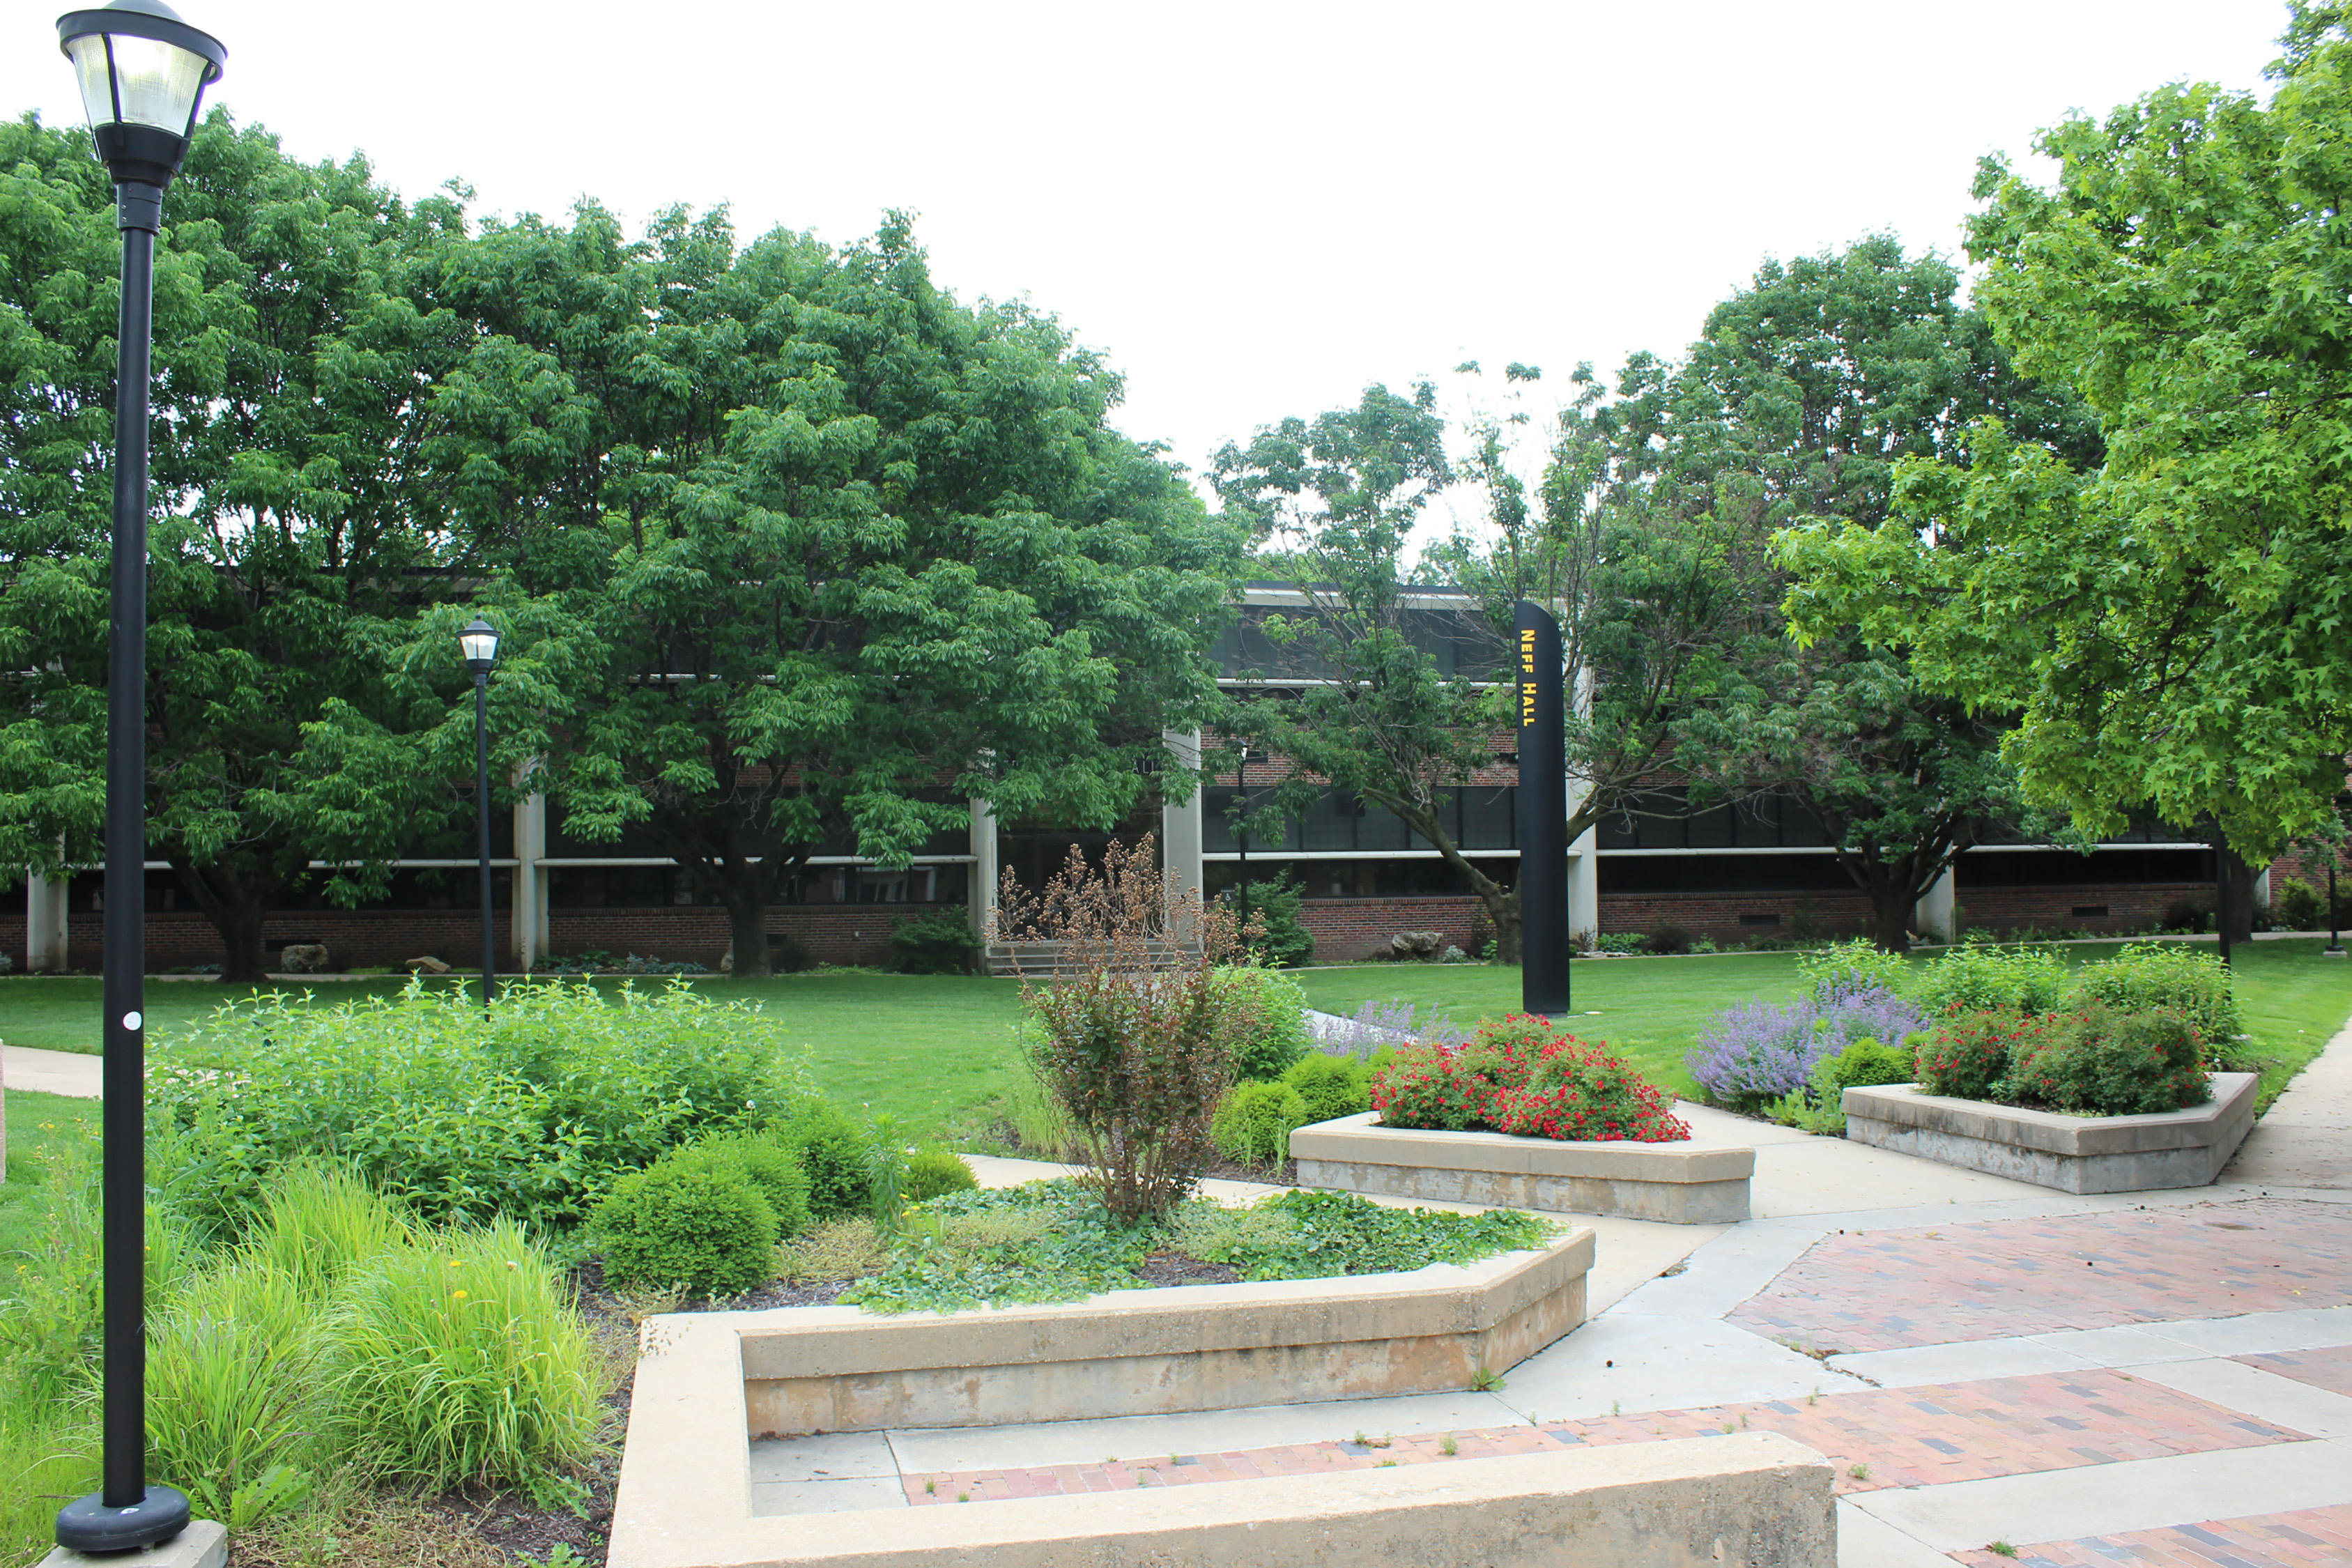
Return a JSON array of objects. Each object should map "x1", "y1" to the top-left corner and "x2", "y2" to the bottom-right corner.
[
  {"x1": 1812, "y1": 1036, "x2": 1916, "y2": 1097},
  {"x1": 590, "y1": 1158, "x2": 778, "y2": 1297},
  {"x1": 1280, "y1": 1052, "x2": 1371, "y2": 1125},
  {"x1": 1213, "y1": 1081, "x2": 1308, "y2": 1165},
  {"x1": 905, "y1": 1147, "x2": 978, "y2": 1202},
  {"x1": 769, "y1": 1098, "x2": 870, "y2": 1222},
  {"x1": 690, "y1": 1132, "x2": 814, "y2": 1239}
]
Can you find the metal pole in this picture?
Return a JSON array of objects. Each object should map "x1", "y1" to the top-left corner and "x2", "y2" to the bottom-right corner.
[
  {"x1": 101, "y1": 178, "x2": 160, "y2": 1516},
  {"x1": 476, "y1": 671, "x2": 495, "y2": 1010},
  {"x1": 1515, "y1": 601, "x2": 1571, "y2": 1015}
]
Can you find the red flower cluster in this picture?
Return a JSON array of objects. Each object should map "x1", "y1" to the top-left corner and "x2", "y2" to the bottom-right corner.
[{"x1": 1371, "y1": 1014, "x2": 1690, "y2": 1144}]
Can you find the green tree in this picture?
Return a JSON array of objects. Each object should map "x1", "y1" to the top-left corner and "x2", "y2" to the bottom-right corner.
[
  {"x1": 438, "y1": 210, "x2": 1239, "y2": 974},
  {"x1": 1786, "y1": 6, "x2": 2352, "y2": 860},
  {"x1": 1661, "y1": 238, "x2": 2098, "y2": 949},
  {"x1": 0, "y1": 113, "x2": 474, "y2": 981}
]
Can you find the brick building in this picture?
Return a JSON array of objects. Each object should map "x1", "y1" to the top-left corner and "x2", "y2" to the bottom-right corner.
[{"x1": 1, "y1": 583, "x2": 2311, "y2": 974}]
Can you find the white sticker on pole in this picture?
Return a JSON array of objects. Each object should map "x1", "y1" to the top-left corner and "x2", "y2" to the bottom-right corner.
[{"x1": 123, "y1": 1011, "x2": 142, "y2": 1031}]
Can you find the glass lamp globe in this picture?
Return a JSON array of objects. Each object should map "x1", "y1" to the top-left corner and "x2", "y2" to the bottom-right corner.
[
  {"x1": 459, "y1": 618, "x2": 500, "y2": 670},
  {"x1": 56, "y1": 0, "x2": 225, "y2": 186}
]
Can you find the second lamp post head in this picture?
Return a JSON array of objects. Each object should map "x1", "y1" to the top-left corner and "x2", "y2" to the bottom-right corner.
[{"x1": 460, "y1": 617, "x2": 500, "y2": 678}]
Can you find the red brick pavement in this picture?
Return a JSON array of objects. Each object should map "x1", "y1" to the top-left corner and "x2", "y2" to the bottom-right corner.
[
  {"x1": 900, "y1": 1369, "x2": 2307, "y2": 1507},
  {"x1": 2236, "y1": 1344, "x2": 2352, "y2": 1399},
  {"x1": 1725, "y1": 1199, "x2": 2352, "y2": 1353},
  {"x1": 1947, "y1": 1504, "x2": 2352, "y2": 1567}
]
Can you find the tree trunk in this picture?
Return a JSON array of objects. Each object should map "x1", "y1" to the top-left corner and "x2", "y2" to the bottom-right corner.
[
  {"x1": 717, "y1": 886, "x2": 774, "y2": 977},
  {"x1": 1867, "y1": 889, "x2": 1914, "y2": 955},
  {"x1": 1482, "y1": 884, "x2": 1522, "y2": 965},
  {"x1": 2222, "y1": 843, "x2": 2258, "y2": 946},
  {"x1": 172, "y1": 856, "x2": 281, "y2": 983}
]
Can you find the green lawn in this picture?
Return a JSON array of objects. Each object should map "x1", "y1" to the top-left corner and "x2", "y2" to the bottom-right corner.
[
  {"x1": 1294, "y1": 938, "x2": 2352, "y2": 1111},
  {"x1": 0, "y1": 1089, "x2": 100, "y2": 1261},
  {"x1": 5, "y1": 939, "x2": 2344, "y2": 1140}
]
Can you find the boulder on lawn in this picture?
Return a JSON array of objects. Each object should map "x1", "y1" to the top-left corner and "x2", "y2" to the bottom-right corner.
[
  {"x1": 402, "y1": 955, "x2": 453, "y2": 974},
  {"x1": 279, "y1": 943, "x2": 331, "y2": 974},
  {"x1": 1387, "y1": 930, "x2": 1444, "y2": 961}
]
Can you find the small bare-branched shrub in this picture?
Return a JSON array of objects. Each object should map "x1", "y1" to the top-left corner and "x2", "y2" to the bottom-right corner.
[{"x1": 992, "y1": 835, "x2": 1246, "y2": 1224}]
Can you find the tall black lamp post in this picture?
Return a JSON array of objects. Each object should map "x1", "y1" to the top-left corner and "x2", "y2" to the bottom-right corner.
[
  {"x1": 52, "y1": 0, "x2": 224, "y2": 1554},
  {"x1": 461, "y1": 617, "x2": 500, "y2": 1008},
  {"x1": 2327, "y1": 853, "x2": 2344, "y2": 957},
  {"x1": 1233, "y1": 746, "x2": 1254, "y2": 933}
]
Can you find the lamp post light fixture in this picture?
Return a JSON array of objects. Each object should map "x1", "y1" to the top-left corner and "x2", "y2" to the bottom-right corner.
[
  {"x1": 461, "y1": 617, "x2": 500, "y2": 1009},
  {"x1": 52, "y1": 0, "x2": 224, "y2": 1554}
]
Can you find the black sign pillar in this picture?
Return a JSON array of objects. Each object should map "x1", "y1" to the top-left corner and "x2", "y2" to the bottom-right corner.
[{"x1": 1516, "y1": 601, "x2": 1571, "y2": 1015}]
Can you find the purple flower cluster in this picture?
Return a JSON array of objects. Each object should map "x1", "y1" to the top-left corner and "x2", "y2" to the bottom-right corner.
[
  {"x1": 1685, "y1": 982, "x2": 1926, "y2": 1104},
  {"x1": 1309, "y1": 998, "x2": 1472, "y2": 1060}
]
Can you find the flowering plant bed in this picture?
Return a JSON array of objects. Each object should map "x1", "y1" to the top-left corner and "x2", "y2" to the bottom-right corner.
[
  {"x1": 1371, "y1": 1014, "x2": 1692, "y2": 1143},
  {"x1": 1842, "y1": 1074, "x2": 2258, "y2": 1193}
]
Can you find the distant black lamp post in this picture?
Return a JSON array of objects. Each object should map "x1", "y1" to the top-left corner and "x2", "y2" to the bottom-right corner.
[
  {"x1": 461, "y1": 617, "x2": 500, "y2": 1007},
  {"x1": 2328, "y1": 854, "x2": 2344, "y2": 957},
  {"x1": 52, "y1": 0, "x2": 224, "y2": 1555}
]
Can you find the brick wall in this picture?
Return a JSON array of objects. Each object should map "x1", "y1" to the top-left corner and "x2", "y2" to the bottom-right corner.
[
  {"x1": 1597, "y1": 891, "x2": 1875, "y2": 941},
  {"x1": 1953, "y1": 882, "x2": 2213, "y2": 934},
  {"x1": 10, "y1": 904, "x2": 937, "y2": 973},
  {"x1": 1299, "y1": 897, "x2": 1493, "y2": 961}
]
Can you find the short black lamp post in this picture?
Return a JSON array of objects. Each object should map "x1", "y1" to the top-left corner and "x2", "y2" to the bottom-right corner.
[
  {"x1": 52, "y1": 0, "x2": 224, "y2": 1554},
  {"x1": 2328, "y1": 854, "x2": 2344, "y2": 957},
  {"x1": 461, "y1": 617, "x2": 500, "y2": 1008}
]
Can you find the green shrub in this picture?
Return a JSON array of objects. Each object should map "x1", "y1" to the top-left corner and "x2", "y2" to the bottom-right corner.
[
  {"x1": 1230, "y1": 867, "x2": 1316, "y2": 967},
  {"x1": 886, "y1": 910, "x2": 982, "y2": 974},
  {"x1": 1213, "y1": 964, "x2": 1312, "y2": 1081},
  {"x1": 332, "y1": 1215, "x2": 601, "y2": 1499},
  {"x1": 2068, "y1": 943, "x2": 2240, "y2": 1066},
  {"x1": 589, "y1": 1158, "x2": 779, "y2": 1297},
  {"x1": 769, "y1": 1098, "x2": 871, "y2": 1222},
  {"x1": 1796, "y1": 939, "x2": 1912, "y2": 1002},
  {"x1": 1212, "y1": 1081, "x2": 1308, "y2": 1165},
  {"x1": 1770, "y1": 1036, "x2": 1919, "y2": 1135},
  {"x1": 1280, "y1": 1052, "x2": 1371, "y2": 1125},
  {"x1": 1912, "y1": 944, "x2": 2068, "y2": 1017},
  {"x1": 148, "y1": 978, "x2": 806, "y2": 1233},
  {"x1": 1368, "y1": 1043, "x2": 1477, "y2": 1130},
  {"x1": 2273, "y1": 877, "x2": 2325, "y2": 931},
  {"x1": 1999, "y1": 1004, "x2": 2209, "y2": 1115},
  {"x1": 906, "y1": 1147, "x2": 978, "y2": 1202}
]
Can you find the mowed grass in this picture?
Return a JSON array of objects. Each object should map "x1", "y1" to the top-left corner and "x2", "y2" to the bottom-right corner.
[
  {"x1": 5, "y1": 938, "x2": 2344, "y2": 1137},
  {"x1": 0, "y1": 972, "x2": 1032, "y2": 1142},
  {"x1": 1295, "y1": 937, "x2": 2352, "y2": 1109}
]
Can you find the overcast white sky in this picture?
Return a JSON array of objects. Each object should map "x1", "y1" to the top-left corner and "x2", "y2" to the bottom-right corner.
[{"x1": 1, "y1": 0, "x2": 2284, "y2": 491}]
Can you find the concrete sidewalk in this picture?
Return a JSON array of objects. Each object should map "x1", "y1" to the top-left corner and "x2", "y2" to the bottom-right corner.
[
  {"x1": 1, "y1": 1043, "x2": 100, "y2": 1098},
  {"x1": 2226, "y1": 1018, "x2": 2352, "y2": 1188}
]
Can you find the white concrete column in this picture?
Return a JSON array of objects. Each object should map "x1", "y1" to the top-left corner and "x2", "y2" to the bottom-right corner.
[
  {"x1": 1160, "y1": 729, "x2": 1204, "y2": 905},
  {"x1": 970, "y1": 798, "x2": 999, "y2": 939},
  {"x1": 1566, "y1": 828, "x2": 1598, "y2": 951},
  {"x1": 26, "y1": 863, "x2": 68, "y2": 972},
  {"x1": 1914, "y1": 865, "x2": 1958, "y2": 943},
  {"x1": 2254, "y1": 867, "x2": 2273, "y2": 909},
  {"x1": 513, "y1": 790, "x2": 549, "y2": 969}
]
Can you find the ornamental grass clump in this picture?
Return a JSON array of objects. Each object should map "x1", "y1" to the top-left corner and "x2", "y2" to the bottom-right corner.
[
  {"x1": 994, "y1": 834, "x2": 1247, "y2": 1224},
  {"x1": 1371, "y1": 1015, "x2": 1689, "y2": 1142}
]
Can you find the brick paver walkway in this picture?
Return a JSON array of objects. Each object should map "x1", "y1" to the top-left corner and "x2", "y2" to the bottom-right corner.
[
  {"x1": 900, "y1": 1369, "x2": 2306, "y2": 1507},
  {"x1": 1947, "y1": 1504, "x2": 2352, "y2": 1567},
  {"x1": 2235, "y1": 1343, "x2": 2352, "y2": 1399},
  {"x1": 1727, "y1": 1199, "x2": 2352, "y2": 1353}
]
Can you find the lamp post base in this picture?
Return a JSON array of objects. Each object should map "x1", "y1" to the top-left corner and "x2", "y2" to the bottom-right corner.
[
  {"x1": 54, "y1": 1486, "x2": 191, "y2": 1554},
  {"x1": 2326, "y1": 947, "x2": 2346, "y2": 957}
]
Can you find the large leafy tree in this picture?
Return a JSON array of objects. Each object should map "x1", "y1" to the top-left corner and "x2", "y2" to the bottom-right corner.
[
  {"x1": 1784, "y1": 4, "x2": 2352, "y2": 861},
  {"x1": 1656, "y1": 238, "x2": 2101, "y2": 949},
  {"x1": 0, "y1": 113, "x2": 473, "y2": 981},
  {"x1": 438, "y1": 210, "x2": 1238, "y2": 974}
]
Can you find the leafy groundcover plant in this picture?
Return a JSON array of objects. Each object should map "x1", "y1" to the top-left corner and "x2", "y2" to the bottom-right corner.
[
  {"x1": 816, "y1": 1181, "x2": 1557, "y2": 1314},
  {"x1": 1374, "y1": 1015, "x2": 1690, "y2": 1142}
]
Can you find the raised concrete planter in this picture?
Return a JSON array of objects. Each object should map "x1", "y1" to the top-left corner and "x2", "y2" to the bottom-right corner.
[
  {"x1": 615, "y1": 1357, "x2": 1834, "y2": 1568},
  {"x1": 737, "y1": 1225, "x2": 1590, "y2": 1435},
  {"x1": 1291, "y1": 1111, "x2": 1753, "y2": 1223},
  {"x1": 1843, "y1": 1072, "x2": 2259, "y2": 1194}
]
